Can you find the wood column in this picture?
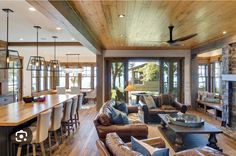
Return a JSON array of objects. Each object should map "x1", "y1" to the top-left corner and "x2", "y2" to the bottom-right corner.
[
  {"x1": 191, "y1": 54, "x2": 199, "y2": 109},
  {"x1": 96, "y1": 54, "x2": 104, "y2": 111}
]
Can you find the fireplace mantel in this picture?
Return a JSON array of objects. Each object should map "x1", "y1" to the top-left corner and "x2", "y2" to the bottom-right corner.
[{"x1": 222, "y1": 74, "x2": 236, "y2": 81}]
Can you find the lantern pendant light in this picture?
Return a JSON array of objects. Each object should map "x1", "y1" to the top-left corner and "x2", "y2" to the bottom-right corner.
[
  {"x1": 0, "y1": 8, "x2": 22, "y2": 69},
  {"x1": 26, "y1": 26, "x2": 47, "y2": 71},
  {"x1": 48, "y1": 36, "x2": 60, "y2": 72}
]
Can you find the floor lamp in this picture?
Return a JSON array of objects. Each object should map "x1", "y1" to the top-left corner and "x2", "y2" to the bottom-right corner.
[{"x1": 124, "y1": 84, "x2": 135, "y2": 104}]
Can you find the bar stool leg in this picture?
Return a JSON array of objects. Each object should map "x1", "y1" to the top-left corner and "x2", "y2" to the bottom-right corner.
[
  {"x1": 16, "y1": 145, "x2": 22, "y2": 156},
  {"x1": 40, "y1": 142, "x2": 46, "y2": 156},
  {"x1": 32, "y1": 144, "x2": 36, "y2": 156},
  {"x1": 48, "y1": 133, "x2": 52, "y2": 156},
  {"x1": 54, "y1": 131, "x2": 59, "y2": 147},
  {"x1": 60, "y1": 126, "x2": 64, "y2": 143},
  {"x1": 26, "y1": 144, "x2": 30, "y2": 156}
]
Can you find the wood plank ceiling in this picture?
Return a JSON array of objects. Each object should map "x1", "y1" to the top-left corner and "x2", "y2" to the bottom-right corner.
[{"x1": 68, "y1": 0, "x2": 236, "y2": 50}]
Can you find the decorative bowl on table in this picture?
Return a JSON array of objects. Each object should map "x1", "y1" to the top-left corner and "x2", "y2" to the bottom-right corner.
[
  {"x1": 166, "y1": 112, "x2": 205, "y2": 128},
  {"x1": 23, "y1": 96, "x2": 34, "y2": 103},
  {"x1": 35, "y1": 96, "x2": 46, "y2": 102}
]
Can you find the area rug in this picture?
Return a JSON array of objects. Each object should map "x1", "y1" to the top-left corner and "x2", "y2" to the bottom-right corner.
[
  {"x1": 81, "y1": 103, "x2": 96, "y2": 110},
  {"x1": 158, "y1": 126, "x2": 208, "y2": 152}
]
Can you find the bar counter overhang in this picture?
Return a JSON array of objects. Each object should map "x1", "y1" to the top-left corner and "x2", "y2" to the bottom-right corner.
[{"x1": 0, "y1": 94, "x2": 76, "y2": 156}]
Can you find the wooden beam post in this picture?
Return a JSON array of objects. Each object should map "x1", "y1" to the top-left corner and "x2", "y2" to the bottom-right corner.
[
  {"x1": 26, "y1": 0, "x2": 102, "y2": 55},
  {"x1": 96, "y1": 55, "x2": 104, "y2": 111}
]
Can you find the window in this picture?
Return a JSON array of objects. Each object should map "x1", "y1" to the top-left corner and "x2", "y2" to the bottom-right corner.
[
  {"x1": 32, "y1": 70, "x2": 37, "y2": 92},
  {"x1": 47, "y1": 67, "x2": 52, "y2": 90},
  {"x1": 198, "y1": 65, "x2": 208, "y2": 91},
  {"x1": 211, "y1": 62, "x2": 221, "y2": 94},
  {"x1": 39, "y1": 66, "x2": 46, "y2": 91},
  {"x1": 69, "y1": 72, "x2": 78, "y2": 88},
  {"x1": 163, "y1": 62, "x2": 169, "y2": 93},
  {"x1": 94, "y1": 67, "x2": 97, "y2": 88},
  {"x1": 58, "y1": 66, "x2": 66, "y2": 87},
  {"x1": 81, "y1": 66, "x2": 91, "y2": 89}
]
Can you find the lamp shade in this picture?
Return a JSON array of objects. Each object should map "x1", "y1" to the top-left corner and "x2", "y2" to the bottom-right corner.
[{"x1": 124, "y1": 84, "x2": 135, "y2": 92}]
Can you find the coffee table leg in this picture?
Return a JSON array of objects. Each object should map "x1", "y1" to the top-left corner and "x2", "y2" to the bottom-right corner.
[
  {"x1": 175, "y1": 133, "x2": 183, "y2": 147},
  {"x1": 161, "y1": 120, "x2": 167, "y2": 129},
  {"x1": 207, "y1": 133, "x2": 222, "y2": 152}
]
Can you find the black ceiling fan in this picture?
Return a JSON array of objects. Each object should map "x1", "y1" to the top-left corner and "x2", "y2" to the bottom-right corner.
[{"x1": 147, "y1": 25, "x2": 197, "y2": 46}]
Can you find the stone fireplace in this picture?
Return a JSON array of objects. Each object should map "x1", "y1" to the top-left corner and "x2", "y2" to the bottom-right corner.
[{"x1": 222, "y1": 44, "x2": 236, "y2": 129}]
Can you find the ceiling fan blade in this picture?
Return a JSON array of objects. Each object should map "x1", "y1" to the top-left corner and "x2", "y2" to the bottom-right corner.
[{"x1": 174, "y1": 33, "x2": 197, "y2": 42}]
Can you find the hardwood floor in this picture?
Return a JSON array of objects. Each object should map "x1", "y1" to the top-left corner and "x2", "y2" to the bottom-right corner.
[{"x1": 53, "y1": 106, "x2": 236, "y2": 156}]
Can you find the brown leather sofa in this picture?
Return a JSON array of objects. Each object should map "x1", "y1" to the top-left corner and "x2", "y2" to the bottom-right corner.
[
  {"x1": 139, "y1": 94, "x2": 187, "y2": 123},
  {"x1": 96, "y1": 132, "x2": 228, "y2": 156},
  {"x1": 94, "y1": 100, "x2": 148, "y2": 142}
]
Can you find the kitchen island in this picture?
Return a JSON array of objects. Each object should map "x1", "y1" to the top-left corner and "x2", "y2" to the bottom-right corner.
[{"x1": 0, "y1": 94, "x2": 76, "y2": 156}]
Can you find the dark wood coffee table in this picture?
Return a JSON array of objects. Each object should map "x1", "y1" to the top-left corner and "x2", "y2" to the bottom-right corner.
[{"x1": 158, "y1": 114, "x2": 223, "y2": 151}]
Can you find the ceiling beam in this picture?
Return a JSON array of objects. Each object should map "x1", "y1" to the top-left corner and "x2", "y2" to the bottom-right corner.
[
  {"x1": 26, "y1": 0, "x2": 102, "y2": 55},
  {"x1": 191, "y1": 33, "x2": 236, "y2": 55},
  {"x1": 9, "y1": 42, "x2": 82, "y2": 47}
]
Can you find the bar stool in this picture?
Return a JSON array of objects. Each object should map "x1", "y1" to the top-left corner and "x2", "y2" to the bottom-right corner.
[
  {"x1": 76, "y1": 94, "x2": 83, "y2": 124},
  {"x1": 48, "y1": 103, "x2": 64, "y2": 151},
  {"x1": 16, "y1": 109, "x2": 52, "y2": 156},
  {"x1": 61, "y1": 99, "x2": 73, "y2": 136},
  {"x1": 70, "y1": 96, "x2": 79, "y2": 130}
]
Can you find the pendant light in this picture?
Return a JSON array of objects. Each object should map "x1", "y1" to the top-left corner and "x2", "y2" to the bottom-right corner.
[
  {"x1": 48, "y1": 36, "x2": 60, "y2": 72},
  {"x1": 0, "y1": 8, "x2": 22, "y2": 69},
  {"x1": 26, "y1": 26, "x2": 47, "y2": 71},
  {"x1": 64, "y1": 54, "x2": 83, "y2": 74}
]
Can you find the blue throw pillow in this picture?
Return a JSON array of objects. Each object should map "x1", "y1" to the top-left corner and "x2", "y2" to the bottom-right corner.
[
  {"x1": 110, "y1": 107, "x2": 129, "y2": 124},
  {"x1": 131, "y1": 136, "x2": 169, "y2": 156},
  {"x1": 115, "y1": 101, "x2": 128, "y2": 115}
]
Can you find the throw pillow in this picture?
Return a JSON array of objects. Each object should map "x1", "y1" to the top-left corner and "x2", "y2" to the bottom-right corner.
[
  {"x1": 115, "y1": 101, "x2": 128, "y2": 114},
  {"x1": 106, "y1": 133, "x2": 142, "y2": 156},
  {"x1": 98, "y1": 113, "x2": 112, "y2": 126},
  {"x1": 160, "y1": 94, "x2": 171, "y2": 106},
  {"x1": 110, "y1": 107, "x2": 129, "y2": 124},
  {"x1": 144, "y1": 95, "x2": 156, "y2": 109},
  {"x1": 131, "y1": 136, "x2": 169, "y2": 156}
]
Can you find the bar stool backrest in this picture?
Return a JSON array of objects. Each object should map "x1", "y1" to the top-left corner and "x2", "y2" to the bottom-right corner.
[
  {"x1": 77, "y1": 94, "x2": 83, "y2": 111},
  {"x1": 36, "y1": 109, "x2": 52, "y2": 143},
  {"x1": 62, "y1": 99, "x2": 73, "y2": 121},
  {"x1": 71, "y1": 87, "x2": 80, "y2": 94},
  {"x1": 71, "y1": 96, "x2": 78, "y2": 116},
  {"x1": 51, "y1": 103, "x2": 64, "y2": 131}
]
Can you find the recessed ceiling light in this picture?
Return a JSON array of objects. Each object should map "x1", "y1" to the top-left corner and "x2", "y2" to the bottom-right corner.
[
  {"x1": 40, "y1": 37, "x2": 47, "y2": 41},
  {"x1": 29, "y1": 7, "x2": 36, "y2": 12},
  {"x1": 71, "y1": 38, "x2": 75, "y2": 41},
  {"x1": 19, "y1": 38, "x2": 23, "y2": 41},
  {"x1": 56, "y1": 27, "x2": 62, "y2": 30},
  {"x1": 223, "y1": 31, "x2": 227, "y2": 35},
  {"x1": 118, "y1": 14, "x2": 125, "y2": 18}
]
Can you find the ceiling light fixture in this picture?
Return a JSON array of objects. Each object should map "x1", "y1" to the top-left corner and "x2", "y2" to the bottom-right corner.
[
  {"x1": 56, "y1": 27, "x2": 61, "y2": 30},
  {"x1": 29, "y1": 7, "x2": 36, "y2": 11},
  {"x1": 48, "y1": 36, "x2": 60, "y2": 72},
  {"x1": 26, "y1": 26, "x2": 47, "y2": 71},
  {"x1": 64, "y1": 54, "x2": 83, "y2": 74},
  {"x1": 71, "y1": 38, "x2": 75, "y2": 41},
  {"x1": 19, "y1": 38, "x2": 23, "y2": 41},
  {"x1": 0, "y1": 8, "x2": 22, "y2": 69},
  {"x1": 118, "y1": 14, "x2": 125, "y2": 18},
  {"x1": 223, "y1": 31, "x2": 227, "y2": 35}
]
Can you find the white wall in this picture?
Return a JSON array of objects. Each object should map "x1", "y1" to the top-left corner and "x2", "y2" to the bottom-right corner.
[
  {"x1": 10, "y1": 46, "x2": 96, "y2": 96},
  {"x1": 103, "y1": 50, "x2": 191, "y2": 105}
]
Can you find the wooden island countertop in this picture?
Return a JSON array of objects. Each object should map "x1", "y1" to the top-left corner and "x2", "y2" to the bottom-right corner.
[{"x1": 0, "y1": 94, "x2": 76, "y2": 126}]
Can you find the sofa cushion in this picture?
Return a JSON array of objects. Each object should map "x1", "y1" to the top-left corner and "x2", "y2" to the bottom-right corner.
[
  {"x1": 131, "y1": 136, "x2": 169, "y2": 156},
  {"x1": 144, "y1": 95, "x2": 157, "y2": 109},
  {"x1": 106, "y1": 133, "x2": 142, "y2": 156},
  {"x1": 128, "y1": 113, "x2": 142, "y2": 124},
  {"x1": 98, "y1": 113, "x2": 112, "y2": 126},
  {"x1": 161, "y1": 105, "x2": 176, "y2": 110},
  {"x1": 160, "y1": 94, "x2": 171, "y2": 106},
  {"x1": 115, "y1": 101, "x2": 128, "y2": 114},
  {"x1": 110, "y1": 107, "x2": 129, "y2": 124}
]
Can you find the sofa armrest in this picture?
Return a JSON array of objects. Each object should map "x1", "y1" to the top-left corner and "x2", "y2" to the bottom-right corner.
[
  {"x1": 96, "y1": 124, "x2": 148, "y2": 139},
  {"x1": 173, "y1": 101, "x2": 187, "y2": 113},
  {"x1": 140, "y1": 101, "x2": 149, "y2": 123},
  {"x1": 128, "y1": 105, "x2": 138, "y2": 113},
  {"x1": 126, "y1": 137, "x2": 166, "y2": 148}
]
